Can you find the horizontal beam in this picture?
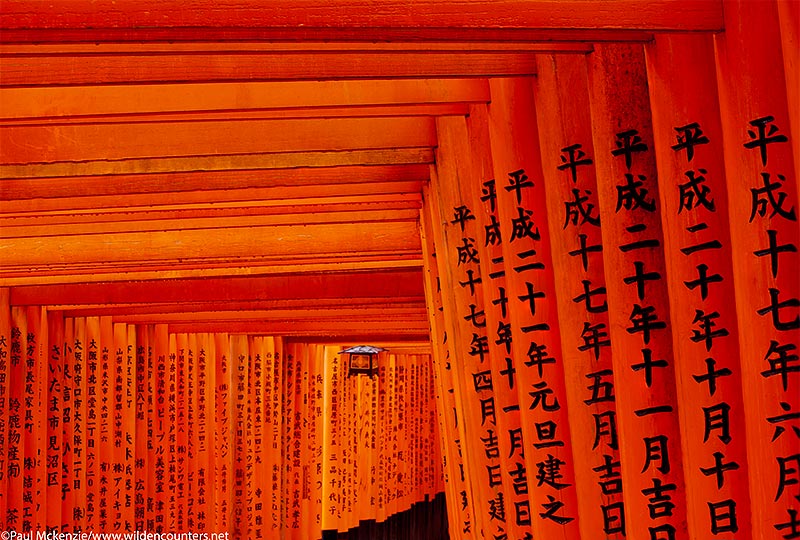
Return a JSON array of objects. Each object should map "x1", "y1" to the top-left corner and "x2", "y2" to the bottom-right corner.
[
  {"x1": 0, "y1": 220, "x2": 421, "y2": 266},
  {"x1": 0, "y1": 147, "x2": 434, "y2": 178},
  {"x1": 0, "y1": 200, "x2": 421, "y2": 228},
  {"x1": 113, "y1": 307, "x2": 427, "y2": 324},
  {"x1": 0, "y1": 208, "x2": 419, "y2": 238},
  {"x1": 3, "y1": 103, "x2": 470, "y2": 126},
  {"x1": 0, "y1": 51, "x2": 539, "y2": 86},
  {"x1": 0, "y1": 1, "x2": 723, "y2": 36},
  {"x1": 166, "y1": 320, "x2": 429, "y2": 336},
  {"x1": 0, "y1": 116, "x2": 437, "y2": 164},
  {"x1": 0, "y1": 182, "x2": 422, "y2": 214},
  {"x1": 9, "y1": 269, "x2": 426, "y2": 305},
  {"x1": 0, "y1": 164, "x2": 430, "y2": 200},
  {"x1": 51, "y1": 297, "x2": 428, "y2": 315},
  {"x1": 0, "y1": 256, "x2": 424, "y2": 286}
]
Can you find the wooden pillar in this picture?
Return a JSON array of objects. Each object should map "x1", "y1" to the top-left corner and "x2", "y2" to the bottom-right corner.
[
  {"x1": 46, "y1": 310, "x2": 65, "y2": 531},
  {"x1": 645, "y1": 33, "x2": 753, "y2": 539},
  {"x1": 532, "y1": 53, "x2": 625, "y2": 539},
  {"x1": 0, "y1": 289, "x2": 8, "y2": 531},
  {"x1": 420, "y1": 187, "x2": 478, "y2": 538},
  {"x1": 586, "y1": 43, "x2": 688, "y2": 540},
  {"x1": 86, "y1": 316, "x2": 102, "y2": 531},
  {"x1": 464, "y1": 104, "x2": 536, "y2": 540},
  {"x1": 213, "y1": 331, "x2": 232, "y2": 531},
  {"x1": 430, "y1": 114, "x2": 509, "y2": 539},
  {"x1": 715, "y1": 1, "x2": 800, "y2": 536},
  {"x1": 486, "y1": 76, "x2": 581, "y2": 539}
]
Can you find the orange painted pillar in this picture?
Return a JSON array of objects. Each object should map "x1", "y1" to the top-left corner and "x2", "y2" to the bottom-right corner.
[
  {"x1": 27, "y1": 306, "x2": 47, "y2": 531},
  {"x1": 715, "y1": 1, "x2": 800, "y2": 535},
  {"x1": 86, "y1": 316, "x2": 102, "y2": 531},
  {"x1": 11, "y1": 306, "x2": 31, "y2": 531},
  {"x1": 46, "y1": 310, "x2": 65, "y2": 531},
  {"x1": 196, "y1": 332, "x2": 214, "y2": 532},
  {"x1": 8, "y1": 307, "x2": 25, "y2": 531},
  {"x1": 188, "y1": 333, "x2": 200, "y2": 531},
  {"x1": 230, "y1": 334, "x2": 249, "y2": 538},
  {"x1": 464, "y1": 104, "x2": 536, "y2": 540},
  {"x1": 72, "y1": 317, "x2": 87, "y2": 531},
  {"x1": 431, "y1": 114, "x2": 508, "y2": 540},
  {"x1": 99, "y1": 316, "x2": 115, "y2": 531},
  {"x1": 646, "y1": 33, "x2": 753, "y2": 539},
  {"x1": 420, "y1": 186, "x2": 477, "y2": 538},
  {"x1": 124, "y1": 325, "x2": 136, "y2": 531},
  {"x1": 586, "y1": 43, "x2": 688, "y2": 540},
  {"x1": 175, "y1": 332, "x2": 188, "y2": 532},
  {"x1": 213, "y1": 332, "x2": 232, "y2": 531},
  {"x1": 531, "y1": 53, "x2": 625, "y2": 540},
  {"x1": 134, "y1": 325, "x2": 148, "y2": 532},
  {"x1": 145, "y1": 325, "x2": 157, "y2": 532},
  {"x1": 0, "y1": 289, "x2": 8, "y2": 531},
  {"x1": 266, "y1": 337, "x2": 282, "y2": 536},
  {"x1": 112, "y1": 323, "x2": 128, "y2": 531},
  {"x1": 485, "y1": 77, "x2": 582, "y2": 538},
  {"x1": 322, "y1": 344, "x2": 343, "y2": 532}
]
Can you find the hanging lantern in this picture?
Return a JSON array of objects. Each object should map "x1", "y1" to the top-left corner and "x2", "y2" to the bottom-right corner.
[{"x1": 339, "y1": 345, "x2": 385, "y2": 377}]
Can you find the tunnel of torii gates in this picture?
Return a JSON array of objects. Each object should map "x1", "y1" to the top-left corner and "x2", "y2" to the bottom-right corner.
[{"x1": 0, "y1": 0, "x2": 798, "y2": 539}]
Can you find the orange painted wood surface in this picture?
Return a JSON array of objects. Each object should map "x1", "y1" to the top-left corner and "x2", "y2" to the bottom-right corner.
[
  {"x1": 646, "y1": 33, "x2": 752, "y2": 539},
  {"x1": 715, "y1": 1, "x2": 800, "y2": 536},
  {"x1": 532, "y1": 53, "x2": 624, "y2": 540}
]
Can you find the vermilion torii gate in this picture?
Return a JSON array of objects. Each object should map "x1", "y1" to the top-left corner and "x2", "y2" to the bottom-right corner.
[{"x1": 0, "y1": 1, "x2": 798, "y2": 539}]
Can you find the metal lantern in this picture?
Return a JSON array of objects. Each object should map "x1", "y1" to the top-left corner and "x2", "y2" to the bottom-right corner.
[{"x1": 339, "y1": 345, "x2": 385, "y2": 377}]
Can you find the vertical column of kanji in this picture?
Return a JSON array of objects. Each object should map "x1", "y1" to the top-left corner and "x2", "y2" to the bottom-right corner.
[
  {"x1": 45, "y1": 310, "x2": 64, "y2": 531},
  {"x1": 98, "y1": 317, "x2": 114, "y2": 531},
  {"x1": 195, "y1": 333, "x2": 212, "y2": 533},
  {"x1": 586, "y1": 43, "x2": 688, "y2": 540},
  {"x1": 343, "y1": 348, "x2": 357, "y2": 531},
  {"x1": 531, "y1": 54, "x2": 624, "y2": 539},
  {"x1": 715, "y1": 1, "x2": 800, "y2": 536},
  {"x1": 123, "y1": 325, "x2": 136, "y2": 531},
  {"x1": 420, "y1": 185, "x2": 475, "y2": 537},
  {"x1": 134, "y1": 325, "x2": 148, "y2": 532},
  {"x1": 0, "y1": 289, "x2": 8, "y2": 531},
  {"x1": 645, "y1": 33, "x2": 753, "y2": 540},
  {"x1": 151, "y1": 325, "x2": 168, "y2": 533},
  {"x1": 309, "y1": 343, "x2": 324, "y2": 538},
  {"x1": 267, "y1": 337, "x2": 282, "y2": 536},
  {"x1": 14, "y1": 306, "x2": 32, "y2": 532},
  {"x1": 186, "y1": 333, "x2": 198, "y2": 532},
  {"x1": 173, "y1": 333, "x2": 187, "y2": 532},
  {"x1": 375, "y1": 346, "x2": 388, "y2": 525},
  {"x1": 213, "y1": 332, "x2": 232, "y2": 532},
  {"x1": 85, "y1": 317, "x2": 101, "y2": 531},
  {"x1": 399, "y1": 354, "x2": 409, "y2": 515},
  {"x1": 322, "y1": 345, "x2": 340, "y2": 532},
  {"x1": 777, "y1": 0, "x2": 799, "y2": 176},
  {"x1": 244, "y1": 336, "x2": 256, "y2": 540},
  {"x1": 230, "y1": 334, "x2": 249, "y2": 538},
  {"x1": 300, "y1": 341, "x2": 312, "y2": 540},
  {"x1": 112, "y1": 323, "x2": 127, "y2": 531},
  {"x1": 249, "y1": 336, "x2": 265, "y2": 540},
  {"x1": 464, "y1": 104, "x2": 536, "y2": 539},
  {"x1": 485, "y1": 77, "x2": 581, "y2": 538},
  {"x1": 432, "y1": 115, "x2": 506, "y2": 539},
  {"x1": 27, "y1": 306, "x2": 47, "y2": 531},
  {"x1": 8, "y1": 308, "x2": 26, "y2": 531},
  {"x1": 282, "y1": 342, "x2": 298, "y2": 539},
  {"x1": 145, "y1": 325, "x2": 156, "y2": 532},
  {"x1": 72, "y1": 317, "x2": 87, "y2": 531},
  {"x1": 166, "y1": 332, "x2": 178, "y2": 527}
]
